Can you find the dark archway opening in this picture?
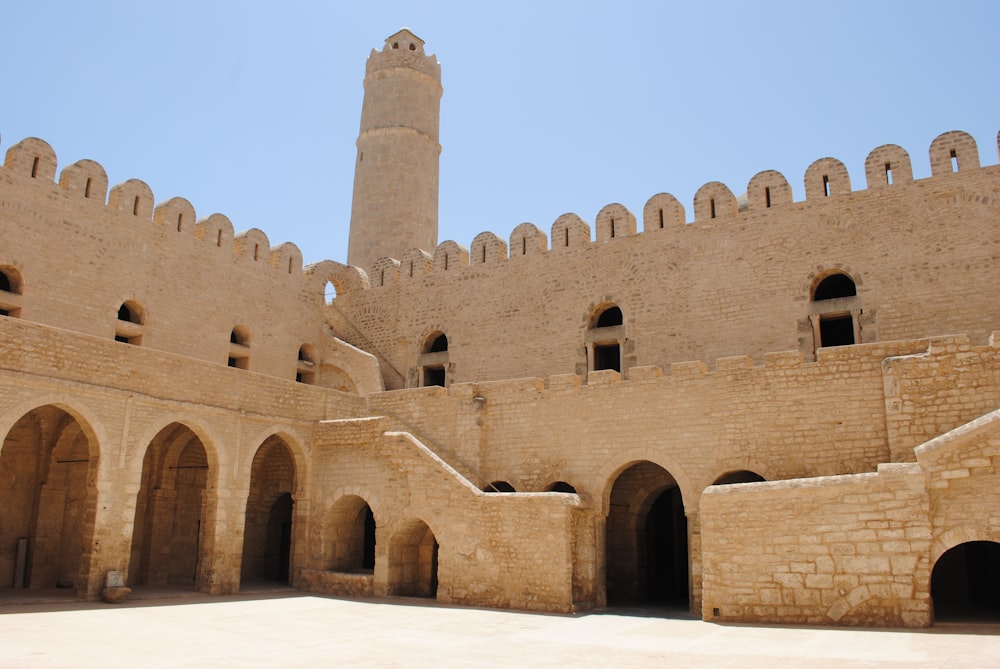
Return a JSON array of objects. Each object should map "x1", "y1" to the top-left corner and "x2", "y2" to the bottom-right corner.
[
  {"x1": 389, "y1": 520, "x2": 438, "y2": 598},
  {"x1": 423, "y1": 366, "x2": 445, "y2": 387},
  {"x1": 0, "y1": 406, "x2": 97, "y2": 594},
  {"x1": 596, "y1": 306, "x2": 623, "y2": 327},
  {"x1": 241, "y1": 437, "x2": 296, "y2": 586},
  {"x1": 484, "y1": 481, "x2": 516, "y2": 493},
  {"x1": 362, "y1": 505, "x2": 376, "y2": 570},
  {"x1": 548, "y1": 481, "x2": 578, "y2": 494},
  {"x1": 932, "y1": 541, "x2": 1000, "y2": 622},
  {"x1": 131, "y1": 423, "x2": 209, "y2": 589},
  {"x1": 712, "y1": 470, "x2": 766, "y2": 486},
  {"x1": 606, "y1": 461, "x2": 689, "y2": 610},
  {"x1": 265, "y1": 493, "x2": 293, "y2": 582},
  {"x1": 813, "y1": 273, "x2": 856, "y2": 300}
]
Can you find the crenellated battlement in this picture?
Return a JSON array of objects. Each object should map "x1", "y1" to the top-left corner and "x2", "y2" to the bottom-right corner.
[
  {"x1": 355, "y1": 129, "x2": 1000, "y2": 293},
  {"x1": 0, "y1": 135, "x2": 334, "y2": 286}
]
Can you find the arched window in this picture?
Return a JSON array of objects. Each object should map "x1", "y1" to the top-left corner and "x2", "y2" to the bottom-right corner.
[
  {"x1": 586, "y1": 304, "x2": 625, "y2": 373},
  {"x1": 712, "y1": 470, "x2": 765, "y2": 486},
  {"x1": 296, "y1": 344, "x2": 316, "y2": 384},
  {"x1": 547, "y1": 481, "x2": 578, "y2": 494},
  {"x1": 229, "y1": 326, "x2": 250, "y2": 369},
  {"x1": 810, "y1": 272, "x2": 861, "y2": 349},
  {"x1": 115, "y1": 300, "x2": 144, "y2": 345},
  {"x1": 0, "y1": 267, "x2": 23, "y2": 317},
  {"x1": 418, "y1": 331, "x2": 448, "y2": 387}
]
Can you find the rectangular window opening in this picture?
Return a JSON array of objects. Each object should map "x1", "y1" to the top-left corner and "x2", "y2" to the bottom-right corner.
[
  {"x1": 709, "y1": 198, "x2": 716, "y2": 219},
  {"x1": 216, "y1": 229, "x2": 223, "y2": 247},
  {"x1": 522, "y1": 237, "x2": 527, "y2": 255},
  {"x1": 658, "y1": 209, "x2": 664, "y2": 229},
  {"x1": 481, "y1": 246, "x2": 486, "y2": 263},
  {"x1": 253, "y1": 244, "x2": 260, "y2": 261},
  {"x1": 822, "y1": 175, "x2": 831, "y2": 197},
  {"x1": 610, "y1": 219, "x2": 616, "y2": 238},
  {"x1": 950, "y1": 149, "x2": 959, "y2": 172},
  {"x1": 177, "y1": 213, "x2": 184, "y2": 232},
  {"x1": 593, "y1": 343, "x2": 621, "y2": 373},
  {"x1": 765, "y1": 187, "x2": 772, "y2": 208},
  {"x1": 818, "y1": 314, "x2": 855, "y2": 348},
  {"x1": 31, "y1": 157, "x2": 39, "y2": 179},
  {"x1": 423, "y1": 366, "x2": 446, "y2": 387},
  {"x1": 380, "y1": 269, "x2": 385, "y2": 286},
  {"x1": 564, "y1": 228, "x2": 569, "y2": 247},
  {"x1": 85, "y1": 177, "x2": 92, "y2": 198},
  {"x1": 132, "y1": 196, "x2": 140, "y2": 216},
  {"x1": 884, "y1": 162, "x2": 893, "y2": 185}
]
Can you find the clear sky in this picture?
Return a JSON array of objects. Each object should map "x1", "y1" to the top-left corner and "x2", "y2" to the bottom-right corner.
[{"x1": 4, "y1": 1, "x2": 999, "y2": 266}]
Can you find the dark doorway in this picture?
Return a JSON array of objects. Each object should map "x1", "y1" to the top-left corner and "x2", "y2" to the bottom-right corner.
[
  {"x1": 932, "y1": 541, "x2": 1000, "y2": 622},
  {"x1": 423, "y1": 366, "x2": 445, "y2": 387},
  {"x1": 644, "y1": 487, "x2": 689, "y2": 604},
  {"x1": 605, "y1": 461, "x2": 689, "y2": 609},
  {"x1": 265, "y1": 493, "x2": 293, "y2": 583}
]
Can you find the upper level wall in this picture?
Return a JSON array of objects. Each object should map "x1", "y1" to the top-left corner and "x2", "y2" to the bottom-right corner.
[
  {"x1": 0, "y1": 137, "x2": 352, "y2": 385},
  {"x1": 333, "y1": 131, "x2": 1000, "y2": 389}
]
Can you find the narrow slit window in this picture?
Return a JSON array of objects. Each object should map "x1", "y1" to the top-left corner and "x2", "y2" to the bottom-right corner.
[
  {"x1": 84, "y1": 177, "x2": 92, "y2": 198},
  {"x1": 177, "y1": 213, "x2": 184, "y2": 232},
  {"x1": 765, "y1": 187, "x2": 772, "y2": 208},
  {"x1": 564, "y1": 228, "x2": 569, "y2": 247},
  {"x1": 444, "y1": 254, "x2": 448, "y2": 271},
  {"x1": 950, "y1": 149, "x2": 959, "y2": 172},
  {"x1": 885, "y1": 162, "x2": 893, "y2": 185},
  {"x1": 288, "y1": 258, "x2": 293, "y2": 274},
  {"x1": 822, "y1": 175, "x2": 831, "y2": 197},
  {"x1": 522, "y1": 237, "x2": 526, "y2": 255},
  {"x1": 481, "y1": 245, "x2": 486, "y2": 263},
  {"x1": 133, "y1": 196, "x2": 140, "y2": 215},
  {"x1": 610, "y1": 218, "x2": 616, "y2": 238},
  {"x1": 31, "y1": 157, "x2": 39, "y2": 178},
  {"x1": 216, "y1": 229, "x2": 223, "y2": 247},
  {"x1": 659, "y1": 208, "x2": 664, "y2": 228},
  {"x1": 380, "y1": 269, "x2": 385, "y2": 286},
  {"x1": 409, "y1": 261, "x2": 414, "y2": 278},
  {"x1": 710, "y1": 198, "x2": 716, "y2": 219},
  {"x1": 253, "y1": 244, "x2": 259, "y2": 261}
]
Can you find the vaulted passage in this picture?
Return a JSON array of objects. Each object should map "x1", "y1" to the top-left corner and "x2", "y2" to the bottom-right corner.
[
  {"x1": 0, "y1": 406, "x2": 98, "y2": 592},
  {"x1": 241, "y1": 436, "x2": 296, "y2": 584},
  {"x1": 327, "y1": 495, "x2": 376, "y2": 572},
  {"x1": 606, "y1": 461, "x2": 688, "y2": 607},
  {"x1": 931, "y1": 541, "x2": 1000, "y2": 622},
  {"x1": 388, "y1": 519, "x2": 438, "y2": 598},
  {"x1": 130, "y1": 423, "x2": 210, "y2": 588}
]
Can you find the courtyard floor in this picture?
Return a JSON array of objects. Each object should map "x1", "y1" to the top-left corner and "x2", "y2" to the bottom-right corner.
[{"x1": 1, "y1": 588, "x2": 998, "y2": 667}]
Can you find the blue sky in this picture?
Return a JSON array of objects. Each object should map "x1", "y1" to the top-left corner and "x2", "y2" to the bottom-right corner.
[{"x1": 4, "y1": 1, "x2": 999, "y2": 266}]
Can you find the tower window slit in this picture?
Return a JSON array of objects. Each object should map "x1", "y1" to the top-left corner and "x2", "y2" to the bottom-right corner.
[
  {"x1": 85, "y1": 177, "x2": 92, "y2": 198},
  {"x1": 177, "y1": 213, "x2": 184, "y2": 232},
  {"x1": 133, "y1": 196, "x2": 140, "y2": 215},
  {"x1": 823, "y1": 175, "x2": 830, "y2": 197},
  {"x1": 217, "y1": 229, "x2": 223, "y2": 247},
  {"x1": 765, "y1": 187, "x2": 772, "y2": 208},
  {"x1": 288, "y1": 258, "x2": 293, "y2": 274},
  {"x1": 658, "y1": 209, "x2": 664, "y2": 228},
  {"x1": 31, "y1": 157, "x2": 39, "y2": 178},
  {"x1": 380, "y1": 269, "x2": 385, "y2": 286},
  {"x1": 885, "y1": 162, "x2": 893, "y2": 185},
  {"x1": 950, "y1": 149, "x2": 959, "y2": 172},
  {"x1": 710, "y1": 198, "x2": 716, "y2": 219},
  {"x1": 564, "y1": 228, "x2": 569, "y2": 247},
  {"x1": 482, "y1": 245, "x2": 486, "y2": 263},
  {"x1": 610, "y1": 219, "x2": 616, "y2": 238},
  {"x1": 522, "y1": 237, "x2": 526, "y2": 255},
  {"x1": 254, "y1": 244, "x2": 260, "y2": 261}
]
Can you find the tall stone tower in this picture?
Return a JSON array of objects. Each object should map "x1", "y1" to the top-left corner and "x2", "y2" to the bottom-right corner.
[{"x1": 347, "y1": 29, "x2": 442, "y2": 272}]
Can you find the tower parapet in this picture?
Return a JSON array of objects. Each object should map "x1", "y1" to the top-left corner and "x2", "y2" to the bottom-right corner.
[{"x1": 347, "y1": 29, "x2": 443, "y2": 271}]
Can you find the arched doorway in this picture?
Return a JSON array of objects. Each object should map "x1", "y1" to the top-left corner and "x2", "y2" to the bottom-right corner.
[
  {"x1": 327, "y1": 495, "x2": 376, "y2": 572},
  {"x1": 931, "y1": 541, "x2": 1000, "y2": 622},
  {"x1": 0, "y1": 405, "x2": 98, "y2": 592},
  {"x1": 241, "y1": 436, "x2": 296, "y2": 584},
  {"x1": 130, "y1": 423, "x2": 210, "y2": 588},
  {"x1": 388, "y1": 519, "x2": 438, "y2": 598},
  {"x1": 606, "y1": 461, "x2": 688, "y2": 607}
]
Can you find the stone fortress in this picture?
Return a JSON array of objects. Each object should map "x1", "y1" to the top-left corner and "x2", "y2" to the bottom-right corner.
[{"x1": 1, "y1": 28, "x2": 998, "y2": 627}]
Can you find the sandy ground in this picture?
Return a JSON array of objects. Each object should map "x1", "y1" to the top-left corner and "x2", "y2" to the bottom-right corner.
[{"x1": 1, "y1": 588, "x2": 998, "y2": 668}]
